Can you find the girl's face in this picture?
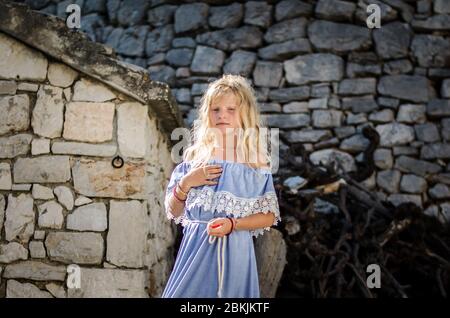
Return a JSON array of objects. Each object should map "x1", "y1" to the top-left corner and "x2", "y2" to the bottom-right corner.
[{"x1": 209, "y1": 92, "x2": 241, "y2": 137}]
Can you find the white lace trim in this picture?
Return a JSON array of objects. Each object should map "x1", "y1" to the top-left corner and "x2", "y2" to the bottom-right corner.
[{"x1": 185, "y1": 187, "x2": 281, "y2": 238}]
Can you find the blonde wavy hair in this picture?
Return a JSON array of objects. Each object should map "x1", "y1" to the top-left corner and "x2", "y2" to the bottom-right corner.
[{"x1": 182, "y1": 74, "x2": 272, "y2": 171}]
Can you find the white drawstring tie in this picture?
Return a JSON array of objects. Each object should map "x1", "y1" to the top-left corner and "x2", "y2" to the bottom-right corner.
[{"x1": 184, "y1": 219, "x2": 227, "y2": 298}]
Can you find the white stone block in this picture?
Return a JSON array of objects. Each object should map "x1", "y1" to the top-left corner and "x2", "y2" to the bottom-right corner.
[
  {"x1": 3, "y1": 260, "x2": 66, "y2": 281},
  {"x1": 31, "y1": 138, "x2": 50, "y2": 155},
  {"x1": 14, "y1": 156, "x2": 71, "y2": 183},
  {"x1": 66, "y1": 268, "x2": 148, "y2": 298},
  {"x1": 6, "y1": 280, "x2": 53, "y2": 298},
  {"x1": 17, "y1": 82, "x2": 39, "y2": 92},
  {"x1": 29, "y1": 241, "x2": 46, "y2": 259},
  {"x1": 11, "y1": 184, "x2": 32, "y2": 191},
  {"x1": 0, "y1": 94, "x2": 30, "y2": 135},
  {"x1": 32, "y1": 184, "x2": 54, "y2": 200},
  {"x1": 0, "y1": 162, "x2": 12, "y2": 190},
  {"x1": 0, "y1": 134, "x2": 32, "y2": 159},
  {"x1": 52, "y1": 141, "x2": 117, "y2": 157},
  {"x1": 54, "y1": 185, "x2": 74, "y2": 210},
  {"x1": 0, "y1": 242, "x2": 29, "y2": 263},
  {"x1": 37, "y1": 201, "x2": 64, "y2": 229},
  {"x1": 74, "y1": 196, "x2": 93, "y2": 206},
  {"x1": 63, "y1": 102, "x2": 115, "y2": 142},
  {"x1": 31, "y1": 85, "x2": 64, "y2": 138},
  {"x1": 67, "y1": 203, "x2": 108, "y2": 232},
  {"x1": 45, "y1": 232, "x2": 104, "y2": 264},
  {"x1": 0, "y1": 33, "x2": 47, "y2": 81},
  {"x1": 47, "y1": 62, "x2": 78, "y2": 87},
  {"x1": 107, "y1": 200, "x2": 148, "y2": 268},
  {"x1": 117, "y1": 102, "x2": 148, "y2": 158},
  {"x1": 33, "y1": 230, "x2": 46, "y2": 240},
  {"x1": 72, "y1": 159, "x2": 146, "y2": 199},
  {"x1": 0, "y1": 80, "x2": 17, "y2": 95},
  {"x1": 72, "y1": 78, "x2": 116, "y2": 102},
  {"x1": 4, "y1": 194, "x2": 34, "y2": 243}
]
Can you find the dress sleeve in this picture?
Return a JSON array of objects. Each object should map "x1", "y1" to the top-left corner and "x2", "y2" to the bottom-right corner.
[
  {"x1": 164, "y1": 162, "x2": 187, "y2": 225},
  {"x1": 250, "y1": 172, "x2": 281, "y2": 238}
]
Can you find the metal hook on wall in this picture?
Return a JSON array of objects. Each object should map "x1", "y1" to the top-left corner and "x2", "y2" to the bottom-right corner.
[{"x1": 111, "y1": 155, "x2": 124, "y2": 169}]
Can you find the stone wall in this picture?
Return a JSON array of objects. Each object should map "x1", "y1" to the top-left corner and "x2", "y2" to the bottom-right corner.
[
  {"x1": 20, "y1": 0, "x2": 450, "y2": 219},
  {"x1": 6, "y1": 0, "x2": 450, "y2": 296},
  {"x1": 0, "y1": 31, "x2": 177, "y2": 298}
]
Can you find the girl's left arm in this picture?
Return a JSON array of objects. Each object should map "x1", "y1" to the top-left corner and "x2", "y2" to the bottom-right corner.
[
  {"x1": 233, "y1": 212, "x2": 275, "y2": 231},
  {"x1": 207, "y1": 212, "x2": 276, "y2": 237}
]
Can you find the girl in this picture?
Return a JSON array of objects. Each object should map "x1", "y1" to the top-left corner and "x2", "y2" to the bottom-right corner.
[{"x1": 162, "y1": 74, "x2": 280, "y2": 298}]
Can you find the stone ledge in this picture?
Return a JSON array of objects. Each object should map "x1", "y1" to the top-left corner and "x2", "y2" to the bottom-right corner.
[{"x1": 0, "y1": 1, "x2": 184, "y2": 147}]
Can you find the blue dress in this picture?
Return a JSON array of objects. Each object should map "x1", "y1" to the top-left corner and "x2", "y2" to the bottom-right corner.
[{"x1": 162, "y1": 158, "x2": 281, "y2": 298}]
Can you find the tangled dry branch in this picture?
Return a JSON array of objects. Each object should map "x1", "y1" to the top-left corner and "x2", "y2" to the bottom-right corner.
[{"x1": 276, "y1": 126, "x2": 450, "y2": 298}]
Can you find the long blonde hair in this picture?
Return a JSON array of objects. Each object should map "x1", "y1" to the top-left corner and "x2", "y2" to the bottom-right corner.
[{"x1": 183, "y1": 74, "x2": 272, "y2": 171}]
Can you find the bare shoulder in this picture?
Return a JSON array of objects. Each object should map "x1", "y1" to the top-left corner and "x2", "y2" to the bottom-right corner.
[{"x1": 256, "y1": 155, "x2": 270, "y2": 169}]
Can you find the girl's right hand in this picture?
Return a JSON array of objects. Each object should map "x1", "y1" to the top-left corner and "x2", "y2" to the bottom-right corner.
[{"x1": 180, "y1": 164, "x2": 223, "y2": 190}]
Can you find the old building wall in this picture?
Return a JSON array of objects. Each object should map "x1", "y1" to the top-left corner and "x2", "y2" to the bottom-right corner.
[{"x1": 0, "y1": 31, "x2": 176, "y2": 298}]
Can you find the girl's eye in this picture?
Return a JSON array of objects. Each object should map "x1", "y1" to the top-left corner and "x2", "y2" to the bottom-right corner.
[
  {"x1": 228, "y1": 109, "x2": 235, "y2": 112},
  {"x1": 212, "y1": 109, "x2": 219, "y2": 112}
]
